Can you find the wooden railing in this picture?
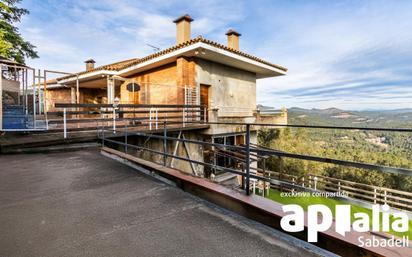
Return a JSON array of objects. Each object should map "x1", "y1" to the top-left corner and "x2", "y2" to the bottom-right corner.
[{"x1": 264, "y1": 170, "x2": 412, "y2": 212}]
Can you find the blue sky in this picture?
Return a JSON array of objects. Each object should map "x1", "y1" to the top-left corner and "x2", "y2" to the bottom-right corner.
[{"x1": 19, "y1": 0, "x2": 412, "y2": 110}]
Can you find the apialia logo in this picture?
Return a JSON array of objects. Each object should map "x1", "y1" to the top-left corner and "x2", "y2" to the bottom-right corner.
[{"x1": 280, "y1": 204, "x2": 409, "y2": 244}]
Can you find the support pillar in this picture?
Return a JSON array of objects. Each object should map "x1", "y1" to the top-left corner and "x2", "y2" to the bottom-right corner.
[
  {"x1": 71, "y1": 87, "x2": 76, "y2": 104},
  {"x1": 32, "y1": 69, "x2": 36, "y2": 126},
  {"x1": 43, "y1": 70, "x2": 47, "y2": 113},
  {"x1": 107, "y1": 77, "x2": 114, "y2": 104},
  {"x1": 76, "y1": 75, "x2": 79, "y2": 104}
]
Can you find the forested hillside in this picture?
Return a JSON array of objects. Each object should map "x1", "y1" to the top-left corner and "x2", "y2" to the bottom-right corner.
[{"x1": 258, "y1": 108, "x2": 412, "y2": 192}]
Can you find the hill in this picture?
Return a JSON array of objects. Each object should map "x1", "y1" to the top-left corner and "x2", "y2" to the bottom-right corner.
[
  {"x1": 258, "y1": 107, "x2": 412, "y2": 192},
  {"x1": 288, "y1": 107, "x2": 412, "y2": 128}
]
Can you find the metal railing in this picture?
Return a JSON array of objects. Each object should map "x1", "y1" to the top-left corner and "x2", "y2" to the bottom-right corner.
[
  {"x1": 52, "y1": 103, "x2": 207, "y2": 138},
  {"x1": 98, "y1": 120, "x2": 412, "y2": 211}
]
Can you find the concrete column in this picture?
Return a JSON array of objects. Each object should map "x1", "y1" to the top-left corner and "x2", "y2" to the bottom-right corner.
[
  {"x1": 107, "y1": 77, "x2": 114, "y2": 104},
  {"x1": 71, "y1": 87, "x2": 76, "y2": 104},
  {"x1": 76, "y1": 75, "x2": 79, "y2": 104}
]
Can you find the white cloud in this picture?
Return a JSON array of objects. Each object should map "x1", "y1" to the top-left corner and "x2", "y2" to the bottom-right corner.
[
  {"x1": 20, "y1": 0, "x2": 244, "y2": 71},
  {"x1": 252, "y1": 1, "x2": 412, "y2": 109},
  {"x1": 18, "y1": 0, "x2": 412, "y2": 110}
]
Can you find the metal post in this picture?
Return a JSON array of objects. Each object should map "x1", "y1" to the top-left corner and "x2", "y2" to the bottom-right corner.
[
  {"x1": 63, "y1": 108, "x2": 67, "y2": 139},
  {"x1": 24, "y1": 69, "x2": 28, "y2": 115},
  {"x1": 125, "y1": 124, "x2": 128, "y2": 154},
  {"x1": 163, "y1": 121, "x2": 167, "y2": 166},
  {"x1": 262, "y1": 158, "x2": 266, "y2": 197},
  {"x1": 43, "y1": 70, "x2": 48, "y2": 129},
  {"x1": 245, "y1": 124, "x2": 251, "y2": 195},
  {"x1": 32, "y1": 69, "x2": 36, "y2": 119},
  {"x1": 17, "y1": 70, "x2": 20, "y2": 105},
  {"x1": 37, "y1": 69, "x2": 42, "y2": 114}
]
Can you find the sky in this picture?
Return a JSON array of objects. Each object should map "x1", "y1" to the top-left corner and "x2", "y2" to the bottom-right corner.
[{"x1": 18, "y1": 0, "x2": 412, "y2": 110}]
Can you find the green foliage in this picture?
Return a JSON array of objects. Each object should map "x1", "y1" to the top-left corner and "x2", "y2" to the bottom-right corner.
[
  {"x1": 0, "y1": 0, "x2": 38, "y2": 64},
  {"x1": 258, "y1": 125, "x2": 412, "y2": 192}
]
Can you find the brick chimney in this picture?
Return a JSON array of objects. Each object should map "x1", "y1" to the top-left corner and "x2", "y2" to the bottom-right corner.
[
  {"x1": 173, "y1": 14, "x2": 193, "y2": 44},
  {"x1": 85, "y1": 59, "x2": 95, "y2": 71},
  {"x1": 225, "y1": 29, "x2": 241, "y2": 50}
]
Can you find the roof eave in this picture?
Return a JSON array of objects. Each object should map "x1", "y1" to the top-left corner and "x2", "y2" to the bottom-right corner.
[
  {"x1": 57, "y1": 70, "x2": 117, "y2": 84},
  {"x1": 117, "y1": 42, "x2": 203, "y2": 77},
  {"x1": 198, "y1": 42, "x2": 287, "y2": 78},
  {"x1": 117, "y1": 42, "x2": 287, "y2": 78}
]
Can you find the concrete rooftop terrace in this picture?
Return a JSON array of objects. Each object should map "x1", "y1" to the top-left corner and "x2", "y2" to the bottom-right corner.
[{"x1": 0, "y1": 149, "x2": 331, "y2": 257}]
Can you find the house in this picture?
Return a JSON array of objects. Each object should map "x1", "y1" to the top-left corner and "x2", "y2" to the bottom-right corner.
[
  {"x1": 3, "y1": 14, "x2": 287, "y2": 175},
  {"x1": 48, "y1": 15, "x2": 286, "y2": 115}
]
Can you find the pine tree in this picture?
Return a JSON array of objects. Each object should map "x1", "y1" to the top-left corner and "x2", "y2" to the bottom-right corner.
[{"x1": 0, "y1": 0, "x2": 38, "y2": 64}]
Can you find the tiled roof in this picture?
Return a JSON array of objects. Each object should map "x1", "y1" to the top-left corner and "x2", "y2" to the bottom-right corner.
[
  {"x1": 57, "y1": 36, "x2": 287, "y2": 81},
  {"x1": 57, "y1": 58, "x2": 139, "y2": 80}
]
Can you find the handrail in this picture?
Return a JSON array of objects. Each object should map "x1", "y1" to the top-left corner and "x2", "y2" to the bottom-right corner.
[
  {"x1": 310, "y1": 173, "x2": 412, "y2": 196},
  {"x1": 105, "y1": 128, "x2": 412, "y2": 177},
  {"x1": 98, "y1": 124, "x2": 412, "y2": 212},
  {"x1": 181, "y1": 121, "x2": 412, "y2": 132},
  {"x1": 55, "y1": 103, "x2": 204, "y2": 108},
  {"x1": 54, "y1": 104, "x2": 206, "y2": 138},
  {"x1": 48, "y1": 109, "x2": 202, "y2": 116}
]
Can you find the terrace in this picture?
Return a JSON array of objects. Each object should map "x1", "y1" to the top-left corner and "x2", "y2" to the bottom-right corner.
[
  {"x1": 0, "y1": 149, "x2": 331, "y2": 257},
  {"x1": 97, "y1": 120, "x2": 412, "y2": 257}
]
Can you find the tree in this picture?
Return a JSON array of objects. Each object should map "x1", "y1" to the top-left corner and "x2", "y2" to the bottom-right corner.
[{"x1": 0, "y1": 0, "x2": 38, "y2": 64}]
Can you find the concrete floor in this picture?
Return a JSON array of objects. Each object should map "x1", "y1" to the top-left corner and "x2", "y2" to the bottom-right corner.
[{"x1": 0, "y1": 150, "x2": 331, "y2": 257}]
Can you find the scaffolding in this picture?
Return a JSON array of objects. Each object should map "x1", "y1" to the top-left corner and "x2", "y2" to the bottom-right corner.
[{"x1": 0, "y1": 58, "x2": 71, "y2": 131}]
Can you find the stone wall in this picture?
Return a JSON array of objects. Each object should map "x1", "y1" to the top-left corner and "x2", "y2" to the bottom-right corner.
[
  {"x1": 46, "y1": 88, "x2": 71, "y2": 111},
  {"x1": 46, "y1": 87, "x2": 106, "y2": 112},
  {"x1": 79, "y1": 88, "x2": 107, "y2": 104}
]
